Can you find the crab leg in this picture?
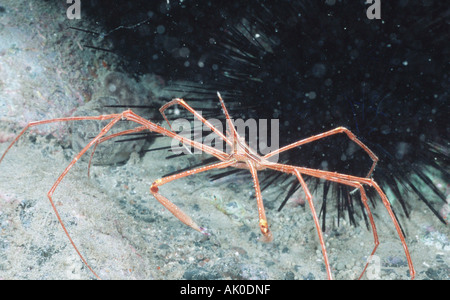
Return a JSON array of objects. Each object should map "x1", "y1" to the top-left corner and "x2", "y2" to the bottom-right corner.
[
  {"x1": 293, "y1": 169, "x2": 333, "y2": 279},
  {"x1": 150, "y1": 160, "x2": 235, "y2": 234},
  {"x1": 264, "y1": 127, "x2": 379, "y2": 178}
]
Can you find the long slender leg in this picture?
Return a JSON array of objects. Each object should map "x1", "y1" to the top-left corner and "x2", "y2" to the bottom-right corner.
[
  {"x1": 159, "y1": 97, "x2": 232, "y2": 147},
  {"x1": 368, "y1": 179, "x2": 415, "y2": 279},
  {"x1": 334, "y1": 181, "x2": 379, "y2": 279},
  {"x1": 46, "y1": 114, "x2": 124, "y2": 280},
  {"x1": 87, "y1": 125, "x2": 148, "y2": 177},
  {"x1": 215, "y1": 92, "x2": 240, "y2": 141},
  {"x1": 335, "y1": 181, "x2": 379, "y2": 279},
  {"x1": 0, "y1": 114, "x2": 122, "y2": 164},
  {"x1": 125, "y1": 111, "x2": 229, "y2": 161},
  {"x1": 293, "y1": 169, "x2": 333, "y2": 280},
  {"x1": 293, "y1": 165, "x2": 380, "y2": 279},
  {"x1": 87, "y1": 103, "x2": 236, "y2": 174},
  {"x1": 247, "y1": 162, "x2": 273, "y2": 242},
  {"x1": 264, "y1": 127, "x2": 378, "y2": 178},
  {"x1": 86, "y1": 111, "x2": 231, "y2": 176},
  {"x1": 272, "y1": 164, "x2": 415, "y2": 279},
  {"x1": 150, "y1": 160, "x2": 235, "y2": 235},
  {"x1": 0, "y1": 114, "x2": 132, "y2": 280},
  {"x1": 300, "y1": 174, "x2": 380, "y2": 279}
]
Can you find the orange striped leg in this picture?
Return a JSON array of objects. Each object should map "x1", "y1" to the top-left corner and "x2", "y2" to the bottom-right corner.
[
  {"x1": 287, "y1": 166, "x2": 415, "y2": 279},
  {"x1": 150, "y1": 160, "x2": 235, "y2": 235},
  {"x1": 368, "y1": 179, "x2": 415, "y2": 279},
  {"x1": 293, "y1": 169, "x2": 333, "y2": 280},
  {"x1": 247, "y1": 162, "x2": 273, "y2": 242},
  {"x1": 46, "y1": 114, "x2": 125, "y2": 279},
  {"x1": 0, "y1": 114, "x2": 122, "y2": 164},
  {"x1": 331, "y1": 181, "x2": 379, "y2": 280},
  {"x1": 0, "y1": 113, "x2": 133, "y2": 279},
  {"x1": 264, "y1": 127, "x2": 379, "y2": 178},
  {"x1": 125, "y1": 111, "x2": 229, "y2": 161},
  {"x1": 87, "y1": 110, "x2": 232, "y2": 177},
  {"x1": 160, "y1": 98, "x2": 232, "y2": 147},
  {"x1": 298, "y1": 172, "x2": 380, "y2": 279},
  {"x1": 87, "y1": 125, "x2": 148, "y2": 177},
  {"x1": 216, "y1": 92, "x2": 240, "y2": 141}
]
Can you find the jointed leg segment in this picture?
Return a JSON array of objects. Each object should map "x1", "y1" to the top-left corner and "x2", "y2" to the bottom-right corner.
[
  {"x1": 159, "y1": 98, "x2": 232, "y2": 147},
  {"x1": 281, "y1": 165, "x2": 414, "y2": 279},
  {"x1": 296, "y1": 168, "x2": 380, "y2": 279},
  {"x1": 293, "y1": 169, "x2": 333, "y2": 279},
  {"x1": 264, "y1": 127, "x2": 379, "y2": 178},
  {"x1": 247, "y1": 162, "x2": 273, "y2": 242},
  {"x1": 150, "y1": 160, "x2": 235, "y2": 235}
]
